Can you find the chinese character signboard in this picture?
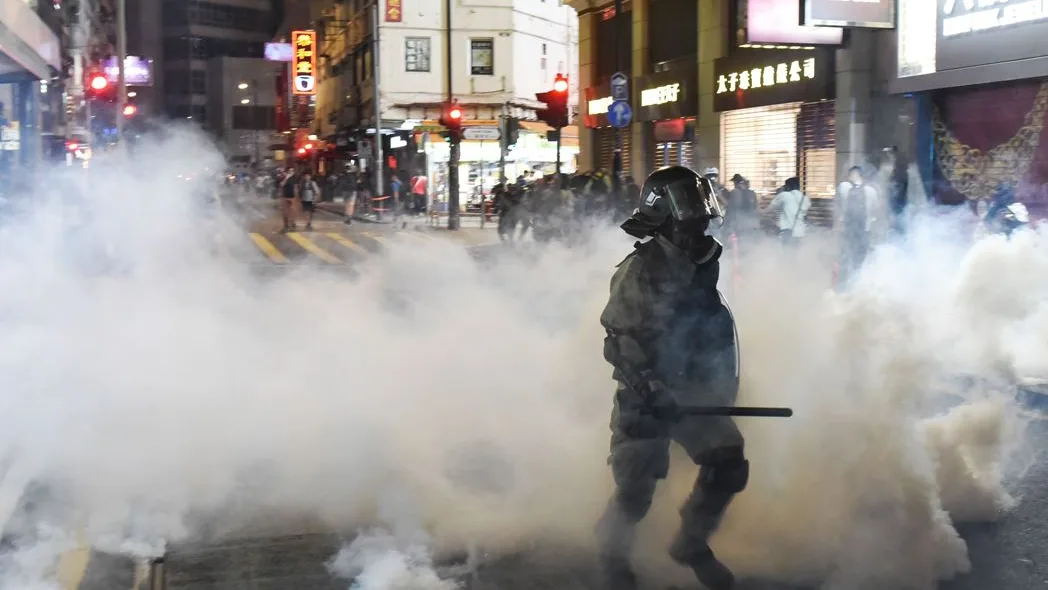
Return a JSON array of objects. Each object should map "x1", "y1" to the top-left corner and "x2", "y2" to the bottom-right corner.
[
  {"x1": 635, "y1": 68, "x2": 697, "y2": 122},
  {"x1": 385, "y1": 0, "x2": 403, "y2": 22},
  {"x1": 713, "y1": 50, "x2": 834, "y2": 112},
  {"x1": 291, "y1": 30, "x2": 317, "y2": 96}
]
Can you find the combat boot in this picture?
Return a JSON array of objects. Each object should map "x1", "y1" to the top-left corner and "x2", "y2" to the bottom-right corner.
[
  {"x1": 670, "y1": 539, "x2": 734, "y2": 590},
  {"x1": 599, "y1": 554, "x2": 639, "y2": 590}
]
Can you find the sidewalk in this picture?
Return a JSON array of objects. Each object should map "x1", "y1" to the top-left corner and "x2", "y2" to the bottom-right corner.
[{"x1": 315, "y1": 201, "x2": 394, "y2": 224}]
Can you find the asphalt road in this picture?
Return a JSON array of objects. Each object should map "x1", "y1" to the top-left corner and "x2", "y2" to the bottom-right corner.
[{"x1": 11, "y1": 193, "x2": 1048, "y2": 589}]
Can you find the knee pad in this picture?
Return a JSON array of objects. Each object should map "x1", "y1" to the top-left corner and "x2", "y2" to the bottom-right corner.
[{"x1": 701, "y1": 456, "x2": 749, "y2": 495}]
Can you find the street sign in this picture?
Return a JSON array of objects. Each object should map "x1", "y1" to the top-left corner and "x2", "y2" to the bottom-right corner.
[
  {"x1": 607, "y1": 100, "x2": 632, "y2": 128},
  {"x1": 462, "y1": 126, "x2": 501, "y2": 141},
  {"x1": 611, "y1": 72, "x2": 629, "y2": 102}
]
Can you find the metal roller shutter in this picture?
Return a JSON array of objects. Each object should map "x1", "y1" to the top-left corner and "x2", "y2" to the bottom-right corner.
[
  {"x1": 597, "y1": 127, "x2": 633, "y2": 176},
  {"x1": 720, "y1": 100, "x2": 836, "y2": 201}
]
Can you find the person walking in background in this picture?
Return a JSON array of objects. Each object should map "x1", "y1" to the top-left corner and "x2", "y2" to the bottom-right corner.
[
  {"x1": 725, "y1": 174, "x2": 759, "y2": 244},
  {"x1": 410, "y1": 171, "x2": 428, "y2": 216},
  {"x1": 768, "y1": 177, "x2": 811, "y2": 245},
  {"x1": 835, "y1": 166, "x2": 882, "y2": 284},
  {"x1": 279, "y1": 167, "x2": 299, "y2": 233},
  {"x1": 298, "y1": 170, "x2": 321, "y2": 231}
]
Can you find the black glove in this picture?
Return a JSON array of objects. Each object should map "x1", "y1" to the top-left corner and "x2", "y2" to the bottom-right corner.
[{"x1": 636, "y1": 380, "x2": 679, "y2": 422}]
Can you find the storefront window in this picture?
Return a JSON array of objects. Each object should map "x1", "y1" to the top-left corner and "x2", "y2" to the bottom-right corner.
[{"x1": 720, "y1": 100, "x2": 837, "y2": 199}]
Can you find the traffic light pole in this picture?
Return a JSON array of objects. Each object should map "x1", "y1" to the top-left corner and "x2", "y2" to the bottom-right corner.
[
  {"x1": 555, "y1": 131, "x2": 561, "y2": 178},
  {"x1": 445, "y1": 0, "x2": 460, "y2": 230},
  {"x1": 372, "y1": 3, "x2": 384, "y2": 209},
  {"x1": 612, "y1": 0, "x2": 623, "y2": 186},
  {"x1": 116, "y1": 0, "x2": 127, "y2": 141}
]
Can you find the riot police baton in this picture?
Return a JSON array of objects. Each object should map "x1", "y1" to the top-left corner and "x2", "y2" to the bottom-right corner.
[{"x1": 672, "y1": 405, "x2": 793, "y2": 418}]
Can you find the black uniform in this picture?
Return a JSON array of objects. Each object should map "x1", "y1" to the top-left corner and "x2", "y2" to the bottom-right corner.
[{"x1": 596, "y1": 166, "x2": 747, "y2": 590}]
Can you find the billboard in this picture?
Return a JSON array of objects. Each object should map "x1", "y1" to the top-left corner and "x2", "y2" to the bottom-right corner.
[
  {"x1": 265, "y1": 43, "x2": 293, "y2": 62},
  {"x1": 743, "y1": 0, "x2": 843, "y2": 46},
  {"x1": 102, "y1": 56, "x2": 154, "y2": 86},
  {"x1": 291, "y1": 30, "x2": 317, "y2": 95},
  {"x1": 802, "y1": 0, "x2": 896, "y2": 29},
  {"x1": 897, "y1": 0, "x2": 1048, "y2": 80},
  {"x1": 937, "y1": 0, "x2": 1048, "y2": 72}
]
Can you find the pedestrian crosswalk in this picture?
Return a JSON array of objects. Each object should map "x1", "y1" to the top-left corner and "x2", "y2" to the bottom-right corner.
[{"x1": 246, "y1": 229, "x2": 440, "y2": 265}]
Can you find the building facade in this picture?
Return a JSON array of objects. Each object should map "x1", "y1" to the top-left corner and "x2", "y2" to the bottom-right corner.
[
  {"x1": 892, "y1": 0, "x2": 1048, "y2": 214},
  {"x1": 206, "y1": 57, "x2": 283, "y2": 169},
  {"x1": 0, "y1": 0, "x2": 63, "y2": 174},
  {"x1": 295, "y1": 0, "x2": 579, "y2": 202},
  {"x1": 126, "y1": 0, "x2": 281, "y2": 124},
  {"x1": 568, "y1": 0, "x2": 908, "y2": 222}
]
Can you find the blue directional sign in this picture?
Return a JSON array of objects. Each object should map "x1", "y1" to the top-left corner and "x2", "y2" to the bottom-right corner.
[{"x1": 607, "y1": 100, "x2": 632, "y2": 128}]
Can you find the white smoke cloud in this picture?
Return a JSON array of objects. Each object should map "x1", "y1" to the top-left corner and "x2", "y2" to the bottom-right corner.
[{"x1": 0, "y1": 128, "x2": 1039, "y2": 589}]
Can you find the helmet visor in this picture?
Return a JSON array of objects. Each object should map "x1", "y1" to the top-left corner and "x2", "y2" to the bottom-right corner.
[{"x1": 664, "y1": 176, "x2": 722, "y2": 221}]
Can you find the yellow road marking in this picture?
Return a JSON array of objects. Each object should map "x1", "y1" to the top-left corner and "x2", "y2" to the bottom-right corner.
[
  {"x1": 249, "y1": 233, "x2": 288, "y2": 263},
  {"x1": 362, "y1": 231, "x2": 386, "y2": 244},
  {"x1": 325, "y1": 232, "x2": 369, "y2": 255},
  {"x1": 287, "y1": 232, "x2": 342, "y2": 263},
  {"x1": 56, "y1": 529, "x2": 90, "y2": 589},
  {"x1": 401, "y1": 231, "x2": 436, "y2": 242}
]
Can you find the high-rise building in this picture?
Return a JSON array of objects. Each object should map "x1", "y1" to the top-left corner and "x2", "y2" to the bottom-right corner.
[{"x1": 127, "y1": 0, "x2": 282, "y2": 123}]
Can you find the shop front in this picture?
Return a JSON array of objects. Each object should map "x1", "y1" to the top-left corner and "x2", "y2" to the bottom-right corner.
[
  {"x1": 894, "y1": 0, "x2": 1048, "y2": 213},
  {"x1": 635, "y1": 67, "x2": 697, "y2": 172},
  {"x1": 713, "y1": 48, "x2": 836, "y2": 199},
  {"x1": 414, "y1": 120, "x2": 579, "y2": 206},
  {"x1": 583, "y1": 81, "x2": 634, "y2": 176},
  {"x1": 0, "y1": 0, "x2": 60, "y2": 180}
]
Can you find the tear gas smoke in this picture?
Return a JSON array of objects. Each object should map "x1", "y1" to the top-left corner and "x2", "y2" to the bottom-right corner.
[{"x1": 0, "y1": 128, "x2": 1038, "y2": 589}]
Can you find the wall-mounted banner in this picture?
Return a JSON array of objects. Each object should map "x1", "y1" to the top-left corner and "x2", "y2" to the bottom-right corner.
[
  {"x1": 803, "y1": 0, "x2": 896, "y2": 29},
  {"x1": 385, "y1": 0, "x2": 403, "y2": 22},
  {"x1": 937, "y1": 0, "x2": 1048, "y2": 72},
  {"x1": 742, "y1": 0, "x2": 843, "y2": 46},
  {"x1": 713, "y1": 49, "x2": 835, "y2": 112},
  {"x1": 291, "y1": 30, "x2": 317, "y2": 95}
]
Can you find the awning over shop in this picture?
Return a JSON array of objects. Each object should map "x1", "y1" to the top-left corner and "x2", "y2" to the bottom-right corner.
[{"x1": 0, "y1": 0, "x2": 60, "y2": 81}]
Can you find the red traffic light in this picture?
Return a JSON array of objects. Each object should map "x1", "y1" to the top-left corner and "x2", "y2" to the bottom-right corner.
[
  {"x1": 553, "y1": 75, "x2": 568, "y2": 93},
  {"x1": 89, "y1": 74, "x2": 108, "y2": 91},
  {"x1": 448, "y1": 106, "x2": 462, "y2": 120},
  {"x1": 122, "y1": 104, "x2": 137, "y2": 117}
]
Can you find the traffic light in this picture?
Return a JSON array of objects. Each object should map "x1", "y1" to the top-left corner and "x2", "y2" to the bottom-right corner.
[
  {"x1": 86, "y1": 72, "x2": 113, "y2": 101},
  {"x1": 536, "y1": 73, "x2": 569, "y2": 129},
  {"x1": 122, "y1": 104, "x2": 137, "y2": 117},
  {"x1": 439, "y1": 101, "x2": 464, "y2": 141}
]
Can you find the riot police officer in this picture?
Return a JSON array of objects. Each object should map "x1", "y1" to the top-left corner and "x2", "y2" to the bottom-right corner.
[{"x1": 596, "y1": 165, "x2": 746, "y2": 590}]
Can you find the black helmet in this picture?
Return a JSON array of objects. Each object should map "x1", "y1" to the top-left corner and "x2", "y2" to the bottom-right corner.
[{"x1": 621, "y1": 166, "x2": 722, "y2": 238}]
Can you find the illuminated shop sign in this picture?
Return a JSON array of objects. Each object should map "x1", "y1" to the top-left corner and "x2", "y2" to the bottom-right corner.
[
  {"x1": 640, "y1": 83, "x2": 680, "y2": 107},
  {"x1": 588, "y1": 96, "x2": 613, "y2": 115},
  {"x1": 291, "y1": 30, "x2": 317, "y2": 95},
  {"x1": 713, "y1": 50, "x2": 834, "y2": 112},
  {"x1": 802, "y1": 0, "x2": 896, "y2": 29}
]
